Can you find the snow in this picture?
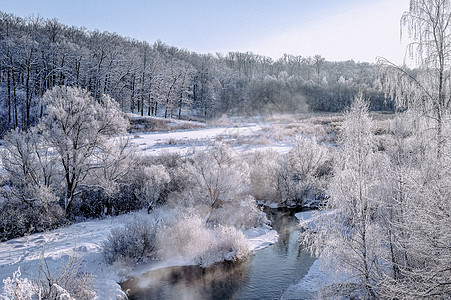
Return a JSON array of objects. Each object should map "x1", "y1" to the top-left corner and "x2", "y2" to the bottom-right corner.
[
  {"x1": 281, "y1": 258, "x2": 329, "y2": 299},
  {"x1": 0, "y1": 212, "x2": 277, "y2": 298},
  {"x1": 131, "y1": 125, "x2": 262, "y2": 155},
  {"x1": 129, "y1": 122, "x2": 296, "y2": 156},
  {"x1": 295, "y1": 209, "x2": 337, "y2": 231},
  {"x1": 243, "y1": 225, "x2": 278, "y2": 251},
  {"x1": 281, "y1": 209, "x2": 343, "y2": 299},
  {"x1": 0, "y1": 214, "x2": 131, "y2": 299}
]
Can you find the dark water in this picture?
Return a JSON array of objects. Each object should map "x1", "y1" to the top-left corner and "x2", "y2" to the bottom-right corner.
[{"x1": 121, "y1": 209, "x2": 316, "y2": 300}]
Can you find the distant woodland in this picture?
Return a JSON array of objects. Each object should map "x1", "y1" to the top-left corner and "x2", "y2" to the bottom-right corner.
[{"x1": 0, "y1": 12, "x2": 392, "y2": 135}]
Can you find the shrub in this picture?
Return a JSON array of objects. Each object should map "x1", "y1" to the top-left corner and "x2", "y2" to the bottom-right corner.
[
  {"x1": 182, "y1": 144, "x2": 250, "y2": 224},
  {"x1": 2, "y1": 267, "x2": 34, "y2": 300},
  {"x1": 157, "y1": 213, "x2": 214, "y2": 261},
  {"x1": 197, "y1": 225, "x2": 250, "y2": 267},
  {"x1": 157, "y1": 212, "x2": 251, "y2": 267},
  {"x1": 33, "y1": 251, "x2": 95, "y2": 300},
  {"x1": 103, "y1": 214, "x2": 158, "y2": 265},
  {"x1": 209, "y1": 195, "x2": 268, "y2": 229},
  {"x1": 277, "y1": 136, "x2": 331, "y2": 206},
  {"x1": 249, "y1": 150, "x2": 282, "y2": 201},
  {"x1": 0, "y1": 190, "x2": 64, "y2": 241}
]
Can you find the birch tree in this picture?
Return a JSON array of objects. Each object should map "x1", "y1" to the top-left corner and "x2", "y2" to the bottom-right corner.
[
  {"x1": 376, "y1": 1, "x2": 451, "y2": 297},
  {"x1": 303, "y1": 96, "x2": 386, "y2": 299},
  {"x1": 379, "y1": 0, "x2": 451, "y2": 157}
]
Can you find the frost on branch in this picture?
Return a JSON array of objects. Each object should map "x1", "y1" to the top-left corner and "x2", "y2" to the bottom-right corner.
[
  {"x1": 2, "y1": 267, "x2": 34, "y2": 300},
  {"x1": 157, "y1": 213, "x2": 250, "y2": 267},
  {"x1": 103, "y1": 214, "x2": 158, "y2": 265}
]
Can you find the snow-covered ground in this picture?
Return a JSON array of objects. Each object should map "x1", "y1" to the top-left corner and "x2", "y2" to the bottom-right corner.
[
  {"x1": 130, "y1": 123, "x2": 294, "y2": 156},
  {"x1": 0, "y1": 214, "x2": 130, "y2": 299},
  {"x1": 0, "y1": 212, "x2": 277, "y2": 298},
  {"x1": 295, "y1": 209, "x2": 337, "y2": 231}
]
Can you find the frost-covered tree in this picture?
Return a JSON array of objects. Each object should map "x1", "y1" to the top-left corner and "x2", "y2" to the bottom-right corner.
[
  {"x1": 1, "y1": 127, "x2": 64, "y2": 239},
  {"x1": 376, "y1": 1, "x2": 451, "y2": 297},
  {"x1": 40, "y1": 86, "x2": 129, "y2": 217},
  {"x1": 284, "y1": 136, "x2": 330, "y2": 205},
  {"x1": 379, "y1": 0, "x2": 451, "y2": 157},
  {"x1": 303, "y1": 96, "x2": 385, "y2": 298},
  {"x1": 89, "y1": 138, "x2": 137, "y2": 216},
  {"x1": 187, "y1": 143, "x2": 250, "y2": 225},
  {"x1": 1, "y1": 86, "x2": 130, "y2": 220},
  {"x1": 1, "y1": 127, "x2": 57, "y2": 204}
]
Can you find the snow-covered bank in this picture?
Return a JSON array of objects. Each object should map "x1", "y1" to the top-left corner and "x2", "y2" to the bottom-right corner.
[
  {"x1": 0, "y1": 214, "x2": 130, "y2": 299},
  {"x1": 0, "y1": 213, "x2": 277, "y2": 298},
  {"x1": 295, "y1": 209, "x2": 337, "y2": 231},
  {"x1": 282, "y1": 209, "x2": 343, "y2": 299}
]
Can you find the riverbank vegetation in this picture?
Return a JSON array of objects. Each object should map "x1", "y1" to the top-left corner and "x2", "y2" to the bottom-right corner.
[{"x1": 301, "y1": 1, "x2": 451, "y2": 298}]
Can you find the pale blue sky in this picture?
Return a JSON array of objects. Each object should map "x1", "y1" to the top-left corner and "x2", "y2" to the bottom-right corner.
[{"x1": 2, "y1": 0, "x2": 409, "y2": 63}]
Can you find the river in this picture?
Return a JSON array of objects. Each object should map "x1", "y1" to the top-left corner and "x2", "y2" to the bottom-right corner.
[{"x1": 121, "y1": 208, "x2": 316, "y2": 300}]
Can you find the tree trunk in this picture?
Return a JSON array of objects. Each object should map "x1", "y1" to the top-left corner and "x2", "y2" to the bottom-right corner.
[
  {"x1": 178, "y1": 91, "x2": 183, "y2": 119},
  {"x1": 25, "y1": 60, "x2": 31, "y2": 128},
  {"x1": 7, "y1": 67, "x2": 11, "y2": 126},
  {"x1": 12, "y1": 71, "x2": 18, "y2": 128}
]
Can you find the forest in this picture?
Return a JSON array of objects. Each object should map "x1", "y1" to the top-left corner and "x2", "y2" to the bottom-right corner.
[
  {"x1": 0, "y1": 10, "x2": 392, "y2": 137},
  {"x1": 0, "y1": 0, "x2": 450, "y2": 299}
]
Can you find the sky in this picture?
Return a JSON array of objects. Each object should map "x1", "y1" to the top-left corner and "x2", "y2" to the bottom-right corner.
[{"x1": 2, "y1": 0, "x2": 409, "y2": 64}]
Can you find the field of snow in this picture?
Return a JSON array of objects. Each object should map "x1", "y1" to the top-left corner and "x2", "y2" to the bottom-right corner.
[
  {"x1": 128, "y1": 115, "x2": 318, "y2": 156},
  {"x1": 0, "y1": 214, "x2": 130, "y2": 299},
  {"x1": 131, "y1": 124, "x2": 266, "y2": 156}
]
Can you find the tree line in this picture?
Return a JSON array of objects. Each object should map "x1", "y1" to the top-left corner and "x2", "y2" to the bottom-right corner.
[{"x1": 0, "y1": 11, "x2": 392, "y2": 136}]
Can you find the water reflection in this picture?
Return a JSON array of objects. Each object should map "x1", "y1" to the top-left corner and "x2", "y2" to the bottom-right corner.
[
  {"x1": 122, "y1": 208, "x2": 317, "y2": 300},
  {"x1": 123, "y1": 260, "x2": 251, "y2": 300}
]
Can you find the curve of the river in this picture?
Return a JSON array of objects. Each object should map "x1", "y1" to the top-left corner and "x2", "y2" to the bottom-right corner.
[{"x1": 121, "y1": 208, "x2": 316, "y2": 300}]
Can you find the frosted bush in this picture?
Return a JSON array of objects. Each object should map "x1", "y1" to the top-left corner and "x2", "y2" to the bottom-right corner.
[
  {"x1": 182, "y1": 143, "x2": 252, "y2": 225},
  {"x1": 157, "y1": 212, "x2": 251, "y2": 267},
  {"x1": 142, "y1": 164, "x2": 171, "y2": 204},
  {"x1": 103, "y1": 214, "x2": 158, "y2": 264},
  {"x1": 33, "y1": 250, "x2": 95, "y2": 300},
  {"x1": 249, "y1": 150, "x2": 282, "y2": 201},
  {"x1": 0, "y1": 195, "x2": 64, "y2": 241},
  {"x1": 277, "y1": 136, "x2": 331, "y2": 205},
  {"x1": 2, "y1": 267, "x2": 34, "y2": 300},
  {"x1": 146, "y1": 153, "x2": 194, "y2": 205},
  {"x1": 209, "y1": 195, "x2": 268, "y2": 229},
  {"x1": 188, "y1": 143, "x2": 249, "y2": 205},
  {"x1": 288, "y1": 136, "x2": 330, "y2": 179},
  {"x1": 157, "y1": 213, "x2": 214, "y2": 260},
  {"x1": 198, "y1": 225, "x2": 250, "y2": 267}
]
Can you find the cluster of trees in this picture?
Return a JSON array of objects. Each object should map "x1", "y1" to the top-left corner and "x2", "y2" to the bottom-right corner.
[
  {"x1": 0, "y1": 86, "x2": 332, "y2": 242},
  {"x1": 0, "y1": 11, "x2": 392, "y2": 136},
  {"x1": 304, "y1": 1, "x2": 451, "y2": 298},
  {"x1": 0, "y1": 86, "x2": 134, "y2": 239}
]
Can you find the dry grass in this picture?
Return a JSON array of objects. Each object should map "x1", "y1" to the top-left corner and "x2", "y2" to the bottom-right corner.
[{"x1": 127, "y1": 115, "x2": 206, "y2": 133}]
